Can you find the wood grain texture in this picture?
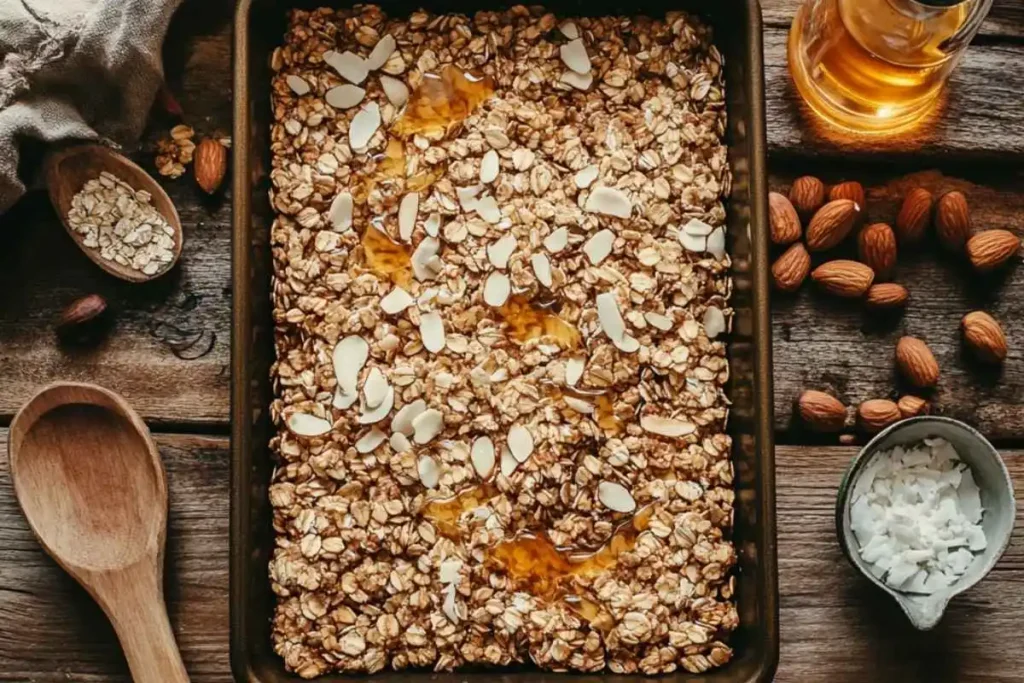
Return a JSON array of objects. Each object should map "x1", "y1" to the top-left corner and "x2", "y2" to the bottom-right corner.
[{"x1": 3, "y1": 436, "x2": 1022, "y2": 681}]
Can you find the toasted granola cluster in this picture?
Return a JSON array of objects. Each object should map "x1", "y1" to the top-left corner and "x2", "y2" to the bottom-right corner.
[{"x1": 267, "y1": 4, "x2": 736, "y2": 677}]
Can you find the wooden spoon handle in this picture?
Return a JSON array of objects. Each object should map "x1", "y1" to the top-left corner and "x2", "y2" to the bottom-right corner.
[{"x1": 94, "y1": 561, "x2": 190, "y2": 683}]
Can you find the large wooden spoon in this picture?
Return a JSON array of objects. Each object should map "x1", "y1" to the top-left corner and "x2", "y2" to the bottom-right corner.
[
  {"x1": 45, "y1": 144, "x2": 183, "y2": 283},
  {"x1": 8, "y1": 383, "x2": 189, "y2": 682}
]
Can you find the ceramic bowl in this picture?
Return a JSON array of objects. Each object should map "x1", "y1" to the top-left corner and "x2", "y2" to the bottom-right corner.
[{"x1": 836, "y1": 416, "x2": 1016, "y2": 630}]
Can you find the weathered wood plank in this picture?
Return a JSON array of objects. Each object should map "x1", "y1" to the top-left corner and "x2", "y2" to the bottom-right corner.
[
  {"x1": 770, "y1": 168, "x2": 1024, "y2": 441},
  {"x1": 2, "y1": 435, "x2": 1022, "y2": 681}
]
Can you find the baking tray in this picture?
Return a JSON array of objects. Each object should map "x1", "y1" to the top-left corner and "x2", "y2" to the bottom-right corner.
[{"x1": 231, "y1": 1, "x2": 777, "y2": 680}]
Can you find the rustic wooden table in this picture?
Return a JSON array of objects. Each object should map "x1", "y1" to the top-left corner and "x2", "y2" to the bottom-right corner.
[{"x1": 1, "y1": 1, "x2": 1023, "y2": 681}]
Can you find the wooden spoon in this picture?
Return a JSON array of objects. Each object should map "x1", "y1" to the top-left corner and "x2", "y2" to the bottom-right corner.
[
  {"x1": 8, "y1": 383, "x2": 189, "y2": 682},
  {"x1": 45, "y1": 144, "x2": 183, "y2": 283}
]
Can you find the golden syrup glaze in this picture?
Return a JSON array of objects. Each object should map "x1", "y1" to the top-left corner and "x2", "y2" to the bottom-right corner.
[
  {"x1": 391, "y1": 66, "x2": 495, "y2": 139},
  {"x1": 498, "y1": 295, "x2": 581, "y2": 349}
]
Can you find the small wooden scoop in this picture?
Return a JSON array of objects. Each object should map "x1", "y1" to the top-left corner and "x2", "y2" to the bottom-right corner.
[
  {"x1": 8, "y1": 383, "x2": 189, "y2": 682},
  {"x1": 45, "y1": 145, "x2": 183, "y2": 283}
]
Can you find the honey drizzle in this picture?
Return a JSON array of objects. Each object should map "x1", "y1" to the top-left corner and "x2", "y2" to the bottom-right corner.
[
  {"x1": 595, "y1": 394, "x2": 624, "y2": 435},
  {"x1": 498, "y1": 295, "x2": 581, "y2": 349},
  {"x1": 391, "y1": 66, "x2": 495, "y2": 139},
  {"x1": 421, "y1": 482, "x2": 499, "y2": 538},
  {"x1": 361, "y1": 225, "x2": 412, "y2": 286}
]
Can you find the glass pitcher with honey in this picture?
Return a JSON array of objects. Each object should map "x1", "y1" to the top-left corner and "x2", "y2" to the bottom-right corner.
[{"x1": 788, "y1": 0, "x2": 992, "y2": 133}]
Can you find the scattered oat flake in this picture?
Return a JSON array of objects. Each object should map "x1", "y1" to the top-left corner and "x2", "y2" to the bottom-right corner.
[
  {"x1": 286, "y1": 74, "x2": 310, "y2": 95},
  {"x1": 380, "y1": 74, "x2": 410, "y2": 107},
  {"x1": 544, "y1": 227, "x2": 569, "y2": 253},
  {"x1": 325, "y1": 50, "x2": 368, "y2": 84},
  {"x1": 380, "y1": 286, "x2": 414, "y2": 314},
  {"x1": 325, "y1": 84, "x2": 365, "y2": 109},
  {"x1": 583, "y1": 229, "x2": 615, "y2": 265},
  {"x1": 366, "y1": 35, "x2": 396, "y2": 71},
  {"x1": 531, "y1": 253, "x2": 553, "y2": 287},
  {"x1": 349, "y1": 102, "x2": 380, "y2": 150},
  {"x1": 328, "y1": 192, "x2": 353, "y2": 231},
  {"x1": 507, "y1": 424, "x2": 534, "y2": 463},
  {"x1": 418, "y1": 455, "x2": 441, "y2": 488},
  {"x1": 355, "y1": 428, "x2": 387, "y2": 453},
  {"x1": 399, "y1": 193, "x2": 419, "y2": 242},
  {"x1": 471, "y1": 437, "x2": 496, "y2": 478},
  {"x1": 574, "y1": 165, "x2": 599, "y2": 189},
  {"x1": 479, "y1": 150, "x2": 499, "y2": 184},
  {"x1": 645, "y1": 312, "x2": 674, "y2": 331},
  {"x1": 483, "y1": 272, "x2": 511, "y2": 307},
  {"x1": 412, "y1": 236, "x2": 442, "y2": 281},
  {"x1": 565, "y1": 358, "x2": 585, "y2": 386},
  {"x1": 287, "y1": 412, "x2": 331, "y2": 437},
  {"x1": 420, "y1": 311, "x2": 446, "y2": 352},
  {"x1": 412, "y1": 408, "x2": 444, "y2": 444},
  {"x1": 641, "y1": 414, "x2": 697, "y2": 437},
  {"x1": 598, "y1": 481, "x2": 636, "y2": 512},
  {"x1": 358, "y1": 386, "x2": 395, "y2": 424},
  {"x1": 560, "y1": 39, "x2": 591, "y2": 74}
]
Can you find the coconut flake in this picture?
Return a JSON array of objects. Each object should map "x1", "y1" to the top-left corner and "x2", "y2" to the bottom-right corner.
[
  {"x1": 288, "y1": 412, "x2": 331, "y2": 437},
  {"x1": 531, "y1": 254, "x2": 553, "y2": 287},
  {"x1": 333, "y1": 335, "x2": 369, "y2": 396},
  {"x1": 355, "y1": 428, "x2": 387, "y2": 453},
  {"x1": 480, "y1": 150, "x2": 499, "y2": 184},
  {"x1": 585, "y1": 186, "x2": 631, "y2": 218},
  {"x1": 487, "y1": 234, "x2": 517, "y2": 269},
  {"x1": 424, "y1": 212, "x2": 441, "y2": 238},
  {"x1": 559, "y1": 20, "x2": 579, "y2": 39},
  {"x1": 358, "y1": 386, "x2": 394, "y2": 424},
  {"x1": 583, "y1": 229, "x2": 615, "y2": 265},
  {"x1": 420, "y1": 311, "x2": 446, "y2": 352},
  {"x1": 412, "y1": 408, "x2": 444, "y2": 444},
  {"x1": 565, "y1": 358, "x2": 585, "y2": 386},
  {"x1": 329, "y1": 192, "x2": 353, "y2": 231},
  {"x1": 412, "y1": 236, "x2": 442, "y2": 281},
  {"x1": 418, "y1": 455, "x2": 441, "y2": 488},
  {"x1": 391, "y1": 399, "x2": 427, "y2": 436},
  {"x1": 507, "y1": 424, "x2": 534, "y2": 463},
  {"x1": 325, "y1": 84, "x2": 365, "y2": 109},
  {"x1": 483, "y1": 272, "x2": 511, "y2": 307},
  {"x1": 286, "y1": 74, "x2": 310, "y2": 95},
  {"x1": 439, "y1": 558, "x2": 463, "y2": 584},
  {"x1": 380, "y1": 287, "x2": 414, "y2": 315},
  {"x1": 365, "y1": 35, "x2": 396, "y2": 71},
  {"x1": 598, "y1": 481, "x2": 636, "y2": 513},
  {"x1": 398, "y1": 193, "x2": 419, "y2": 242},
  {"x1": 683, "y1": 218, "x2": 714, "y2": 236},
  {"x1": 380, "y1": 74, "x2": 410, "y2": 108},
  {"x1": 641, "y1": 414, "x2": 696, "y2": 437},
  {"x1": 457, "y1": 185, "x2": 483, "y2": 212},
  {"x1": 544, "y1": 227, "x2": 569, "y2": 253},
  {"x1": 390, "y1": 432, "x2": 411, "y2": 453},
  {"x1": 471, "y1": 437, "x2": 496, "y2": 479},
  {"x1": 707, "y1": 226, "x2": 726, "y2": 259},
  {"x1": 560, "y1": 70, "x2": 593, "y2": 91},
  {"x1": 349, "y1": 102, "x2": 380, "y2": 150},
  {"x1": 596, "y1": 291, "x2": 627, "y2": 342},
  {"x1": 645, "y1": 312, "x2": 674, "y2": 331},
  {"x1": 574, "y1": 165, "x2": 599, "y2": 189},
  {"x1": 362, "y1": 367, "x2": 390, "y2": 408},
  {"x1": 475, "y1": 195, "x2": 501, "y2": 223},
  {"x1": 442, "y1": 582, "x2": 460, "y2": 623},
  {"x1": 324, "y1": 50, "x2": 368, "y2": 84},
  {"x1": 703, "y1": 306, "x2": 726, "y2": 339},
  {"x1": 560, "y1": 39, "x2": 591, "y2": 75}
]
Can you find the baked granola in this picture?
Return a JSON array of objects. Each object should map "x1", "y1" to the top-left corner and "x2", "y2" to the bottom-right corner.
[{"x1": 267, "y1": 4, "x2": 736, "y2": 677}]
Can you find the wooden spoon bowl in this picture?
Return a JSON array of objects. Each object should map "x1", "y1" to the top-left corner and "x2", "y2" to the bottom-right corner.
[
  {"x1": 8, "y1": 382, "x2": 189, "y2": 682},
  {"x1": 45, "y1": 145, "x2": 183, "y2": 283}
]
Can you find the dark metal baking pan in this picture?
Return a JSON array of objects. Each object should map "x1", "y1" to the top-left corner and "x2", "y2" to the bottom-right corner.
[{"x1": 231, "y1": 0, "x2": 777, "y2": 680}]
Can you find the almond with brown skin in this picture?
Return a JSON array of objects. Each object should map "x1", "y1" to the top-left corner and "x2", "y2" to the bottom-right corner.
[
  {"x1": 789, "y1": 176, "x2": 826, "y2": 219},
  {"x1": 772, "y1": 242, "x2": 811, "y2": 292},
  {"x1": 857, "y1": 222, "x2": 897, "y2": 278},
  {"x1": 806, "y1": 199, "x2": 860, "y2": 251},
  {"x1": 829, "y1": 181, "x2": 866, "y2": 213},
  {"x1": 897, "y1": 395, "x2": 929, "y2": 418},
  {"x1": 811, "y1": 260, "x2": 874, "y2": 297},
  {"x1": 962, "y1": 311, "x2": 1007, "y2": 363},
  {"x1": 57, "y1": 294, "x2": 109, "y2": 341},
  {"x1": 769, "y1": 191, "x2": 801, "y2": 245},
  {"x1": 858, "y1": 399, "x2": 902, "y2": 433},
  {"x1": 194, "y1": 137, "x2": 228, "y2": 194},
  {"x1": 935, "y1": 191, "x2": 972, "y2": 251},
  {"x1": 865, "y1": 283, "x2": 908, "y2": 308},
  {"x1": 798, "y1": 390, "x2": 846, "y2": 432},
  {"x1": 966, "y1": 229, "x2": 1021, "y2": 272},
  {"x1": 895, "y1": 336, "x2": 940, "y2": 388},
  {"x1": 895, "y1": 187, "x2": 932, "y2": 245}
]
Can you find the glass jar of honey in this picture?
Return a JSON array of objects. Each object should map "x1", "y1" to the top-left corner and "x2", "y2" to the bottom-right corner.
[{"x1": 788, "y1": 0, "x2": 992, "y2": 133}]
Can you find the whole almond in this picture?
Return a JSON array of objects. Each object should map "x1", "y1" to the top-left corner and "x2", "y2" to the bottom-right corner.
[
  {"x1": 962, "y1": 310, "x2": 1007, "y2": 363},
  {"x1": 194, "y1": 137, "x2": 228, "y2": 194},
  {"x1": 806, "y1": 199, "x2": 860, "y2": 251},
  {"x1": 789, "y1": 176, "x2": 826, "y2": 219},
  {"x1": 857, "y1": 399, "x2": 902, "y2": 433},
  {"x1": 935, "y1": 191, "x2": 972, "y2": 251},
  {"x1": 895, "y1": 187, "x2": 932, "y2": 245},
  {"x1": 865, "y1": 283, "x2": 908, "y2": 308},
  {"x1": 897, "y1": 395, "x2": 929, "y2": 418},
  {"x1": 811, "y1": 260, "x2": 874, "y2": 297},
  {"x1": 798, "y1": 390, "x2": 846, "y2": 432},
  {"x1": 769, "y1": 192, "x2": 802, "y2": 245},
  {"x1": 772, "y1": 242, "x2": 811, "y2": 292},
  {"x1": 829, "y1": 181, "x2": 866, "y2": 213},
  {"x1": 57, "y1": 294, "x2": 109, "y2": 342},
  {"x1": 895, "y1": 336, "x2": 940, "y2": 388},
  {"x1": 857, "y1": 222, "x2": 897, "y2": 278},
  {"x1": 966, "y1": 229, "x2": 1021, "y2": 272}
]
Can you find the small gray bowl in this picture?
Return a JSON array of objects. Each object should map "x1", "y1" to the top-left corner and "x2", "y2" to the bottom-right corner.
[{"x1": 836, "y1": 416, "x2": 1016, "y2": 630}]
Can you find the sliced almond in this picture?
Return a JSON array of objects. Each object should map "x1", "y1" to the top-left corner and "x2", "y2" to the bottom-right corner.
[
  {"x1": 389, "y1": 432, "x2": 411, "y2": 453},
  {"x1": 380, "y1": 74, "x2": 409, "y2": 108},
  {"x1": 645, "y1": 312, "x2": 673, "y2": 331},
  {"x1": 703, "y1": 306, "x2": 726, "y2": 339},
  {"x1": 424, "y1": 212, "x2": 441, "y2": 238},
  {"x1": 583, "y1": 229, "x2": 615, "y2": 266},
  {"x1": 471, "y1": 437, "x2": 496, "y2": 478},
  {"x1": 286, "y1": 74, "x2": 310, "y2": 95},
  {"x1": 362, "y1": 367, "x2": 389, "y2": 408},
  {"x1": 560, "y1": 70, "x2": 593, "y2": 91},
  {"x1": 412, "y1": 236, "x2": 442, "y2": 281},
  {"x1": 287, "y1": 412, "x2": 331, "y2": 437},
  {"x1": 349, "y1": 102, "x2": 380, "y2": 151},
  {"x1": 679, "y1": 231, "x2": 707, "y2": 253},
  {"x1": 392, "y1": 398, "x2": 427, "y2": 436},
  {"x1": 531, "y1": 253, "x2": 553, "y2": 287},
  {"x1": 355, "y1": 428, "x2": 387, "y2": 453},
  {"x1": 574, "y1": 165, "x2": 599, "y2": 189},
  {"x1": 333, "y1": 387, "x2": 358, "y2": 410},
  {"x1": 565, "y1": 396, "x2": 594, "y2": 414},
  {"x1": 544, "y1": 227, "x2": 569, "y2": 253},
  {"x1": 420, "y1": 311, "x2": 446, "y2": 353},
  {"x1": 417, "y1": 455, "x2": 440, "y2": 488},
  {"x1": 483, "y1": 272, "x2": 511, "y2": 307},
  {"x1": 480, "y1": 150, "x2": 499, "y2": 184},
  {"x1": 597, "y1": 481, "x2": 636, "y2": 513},
  {"x1": 487, "y1": 234, "x2": 517, "y2": 269},
  {"x1": 683, "y1": 218, "x2": 714, "y2": 237},
  {"x1": 614, "y1": 334, "x2": 640, "y2": 353},
  {"x1": 380, "y1": 286, "x2": 414, "y2": 315},
  {"x1": 560, "y1": 39, "x2": 591, "y2": 75},
  {"x1": 412, "y1": 408, "x2": 444, "y2": 444},
  {"x1": 585, "y1": 186, "x2": 631, "y2": 218},
  {"x1": 565, "y1": 357, "x2": 585, "y2": 386},
  {"x1": 358, "y1": 386, "x2": 394, "y2": 424},
  {"x1": 324, "y1": 50, "x2": 368, "y2": 84},
  {"x1": 333, "y1": 335, "x2": 369, "y2": 396},
  {"x1": 398, "y1": 192, "x2": 419, "y2": 242},
  {"x1": 457, "y1": 185, "x2": 482, "y2": 212},
  {"x1": 325, "y1": 84, "x2": 365, "y2": 109},
  {"x1": 640, "y1": 414, "x2": 696, "y2": 437},
  {"x1": 475, "y1": 195, "x2": 501, "y2": 224},
  {"x1": 595, "y1": 291, "x2": 626, "y2": 342},
  {"x1": 507, "y1": 424, "x2": 534, "y2": 463},
  {"x1": 328, "y1": 191, "x2": 353, "y2": 231},
  {"x1": 365, "y1": 35, "x2": 396, "y2": 71},
  {"x1": 559, "y1": 20, "x2": 579, "y2": 39},
  {"x1": 500, "y1": 445, "x2": 518, "y2": 476},
  {"x1": 707, "y1": 226, "x2": 727, "y2": 259}
]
